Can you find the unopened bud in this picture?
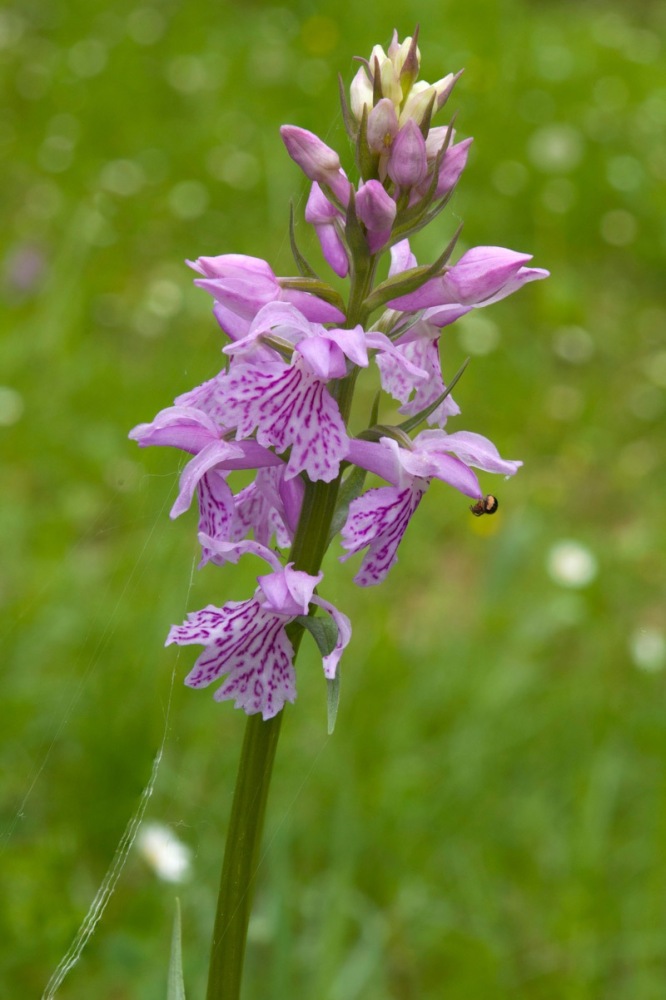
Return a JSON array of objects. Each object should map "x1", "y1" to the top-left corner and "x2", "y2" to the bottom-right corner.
[{"x1": 388, "y1": 120, "x2": 427, "y2": 189}]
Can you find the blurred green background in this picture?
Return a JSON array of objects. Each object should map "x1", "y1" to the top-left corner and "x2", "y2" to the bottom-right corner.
[{"x1": 2, "y1": 0, "x2": 665, "y2": 996}]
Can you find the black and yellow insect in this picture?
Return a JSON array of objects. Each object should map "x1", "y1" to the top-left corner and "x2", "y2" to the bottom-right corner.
[{"x1": 469, "y1": 494, "x2": 499, "y2": 517}]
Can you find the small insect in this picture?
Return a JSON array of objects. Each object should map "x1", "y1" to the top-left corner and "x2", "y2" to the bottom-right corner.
[{"x1": 469, "y1": 494, "x2": 499, "y2": 517}]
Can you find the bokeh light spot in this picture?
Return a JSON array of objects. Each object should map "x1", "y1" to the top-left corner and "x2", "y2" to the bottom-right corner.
[
  {"x1": 644, "y1": 350, "x2": 666, "y2": 389},
  {"x1": 137, "y1": 823, "x2": 192, "y2": 883},
  {"x1": 541, "y1": 177, "x2": 577, "y2": 213},
  {"x1": 39, "y1": 135, "x2": 75, "y2": 173},
  {"x1": 99, "y1": 159, "x2": 146, "y2": 197},
  {"x1": 145, "y1": 278, "x2": 183, "y2": 318},
  {"x1": 168, "y1": 180, "x2": 209, "y2": 219},
  {"x1": 618, "y1": 439, "x2": 658, "y2": 479},
  {"x1": 68, "y1": 38, "x2": 108, "y2": 78},
  {"x1": 625, "y1": 384, "x2": 663, "y2": 421},
  {"x1": 600, "y1": 209, "x2": 637, "y2": 246},
  {"x1": 629, "y1": 627, "x2": 666, "y2": 673},
  {"x1": 552, "y1": 325, "x2": 595, "y2": 364},
  {"x1": 547, "y1": 541, "x2": 598, "y2": 588},
  {"x1": 606, "y1": 156, "x2": 643, "y2": 192},
  {"x1": 528, "y1": 124, "x2": 584, "y2": 173},
  {"x1": 544, "y1": 385, "x2": 584, "y2": 421},
  {"x1": 24, "y1": 181, "x2": 63, "y2": 220},
  {"x1": 457, "y1": 315, "x2": 500, "y2": 356},
  {"x1": 0, "y1": 10, "x2": 24, "y2": 49},
  {"x1": 0, "y1": 387, "x2": 24, "y2": 427},
  {"x1": 166, "y1": 55, "x2": 212, "y2": 94},
  {"x1": 127, "y1": 7, "x2": 166, "y2": 46},
  {"x1": 534, "y1": 43, "x2": 575, "y2": 82},
  {"x1": 206, "y1": 147, "x2": 260, "y2": 190},
  {"x1": 492, "y1": 160, "x2": 529, "y2": 197}
]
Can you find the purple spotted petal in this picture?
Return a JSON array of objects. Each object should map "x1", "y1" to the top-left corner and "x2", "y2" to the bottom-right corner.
[
  {"x1": 198, "y1": 536, "x2": 283, "y2": 572},
  {"x1": 376, "y1": 331, "x2": 460, "y2": 426},
  {"x1": 168, "y1": 600, "x2": 296, "y2": 719},
  {"x1": 174, "y1": 372, "x2": 230, "y2": 426},
  {"x1": 221, "y1": 359, "x2": 348, "y2": 482},
  {"x1": 340, "y1": 482, "x2": 426, "y2": 586},
  {"x1": 366, "y1": 330, "x2": 429, "y2": 383},
  {"x1": 171, "y1": 440, "x2": 244, "y2": 518},
  {"x1": 233, "y1": 467, "x2": 297, "y2": 549},
  {"x1": 129, "y1": 405, "x2": 222, "y2": 454},
  {"x1": 166, "y1": 604, "x2": 228, "y2": 645},
  {"x1": 419, "y1": 429, "x2": 522, "y2": 476},
  {"x1": 197, "y1": 473, "x2": 237, "y2": 564}
]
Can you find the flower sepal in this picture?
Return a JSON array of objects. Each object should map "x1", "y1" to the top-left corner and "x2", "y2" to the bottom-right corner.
[
  {"x1": 278, "y1": 276, "x2": 346, "y2": 318},
  {"x1": 362, "y1": 226, "x2": 461, "y2": 314}
]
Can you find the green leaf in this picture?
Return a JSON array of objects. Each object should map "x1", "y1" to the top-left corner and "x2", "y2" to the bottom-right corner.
[
  {"x1": 167, "y1": 898, "x2": 186, "y2": 1000},
  {"x1": 337, "y1": 72, "x2": 357, "y2": 140},
  {"x1": 343, "y1": 187, "x2": 369, "y2": 259},
  {"x1": 326, "y1": 672, "x2": 341, "y2": 735},
  {"x1": 355, "y1": 104, "x2": 379, "y2": 183},
  {"x1": 295, "y1": 613, "x2": 338, "y2": 658},
  {"x1": 398, "y1": 357, "x2": 471, "y2": 433},
  {"x1": 289, "y1": 202, "x2": 318, "y2": 279}
]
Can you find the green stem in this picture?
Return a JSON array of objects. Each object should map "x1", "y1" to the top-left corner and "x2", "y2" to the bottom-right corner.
[
  {"x1": 204, "y1": 478, "x2": 339, "y2": 1000},
  {"x1": 205, "y1": 712, "x2": 283, "y2": 1000},
  {"x1": 205, "y1": 242, "x2": 377, "y2": 1000}
]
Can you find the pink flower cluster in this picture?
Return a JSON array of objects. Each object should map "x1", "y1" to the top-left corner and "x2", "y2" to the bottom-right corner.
[{"x1": 130, "y1": 30, "x2": 548, "y2": 720}]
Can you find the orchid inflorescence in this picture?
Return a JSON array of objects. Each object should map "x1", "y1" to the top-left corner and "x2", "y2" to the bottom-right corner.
[{"x1": 130, "y1": 30, "x2": 547, "y2": 722}]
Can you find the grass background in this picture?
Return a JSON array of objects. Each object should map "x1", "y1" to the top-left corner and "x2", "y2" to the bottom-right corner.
[{"x1": 2, "y1": 0, "x2": 666, "y2": 996}]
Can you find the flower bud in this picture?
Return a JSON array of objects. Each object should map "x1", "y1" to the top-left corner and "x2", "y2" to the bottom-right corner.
[
  {"x1": 356, "y1": 180, "x2": 396, "y2": 248},
  {"x1": 366, "y1": 98, "x2": 399, "y2": 153},
  {"x1": 391, "y1": 30, "x2": 421, "y2": 99},
  {"x1": 413, "y1": 136, "x2": 472, "y2": 204},
  {"x1": 400, "y1": 71, "x2": 461, "y2": 124},
  {"x1": 188, "y1": 254, "x2": 279, "y2": 317},
  {"x1": 280, "y1": 126, "x2": 351, "y2": 205},
  {"x1": 350, "y1": 65, "x2": 373, "y2": 121},
  {"x1": 387, "y1": 120, "x2": 427, "y2": 189},
  {"x1": 305, "y1": 183, "x2": 349, "y2": 278},
  {"x1": 389, "y1": 247, "x2": 550, "y2": 310},
  {"x1": 379, "y1": 57, "x2": 402, "y2": 107}
]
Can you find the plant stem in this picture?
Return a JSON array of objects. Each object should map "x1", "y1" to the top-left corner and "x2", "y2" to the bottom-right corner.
[
  {"x1": 205, "y1": 711, "x2": 283, "y2": 999},
  {"x1": 205, "y1": 242, "x2": 377, "y2": 999},
  {"x1": 204, "y1": 475, "x2": 337, "y2": 999}
]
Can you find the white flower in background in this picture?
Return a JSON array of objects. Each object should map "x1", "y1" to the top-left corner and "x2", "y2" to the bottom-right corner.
[
  {"x1": 629, "y1": 627, "x2": 666, "y2": 673},
  {"x1": 137, "y1": 822, "x2": 192, "y2": 883},
  {"x1": 546, "y1": 540, "x2": 597, "y2": 588}
]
